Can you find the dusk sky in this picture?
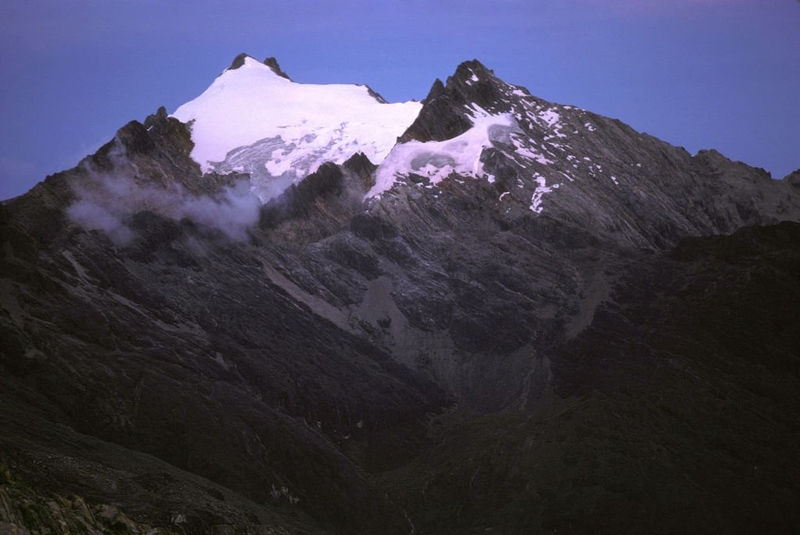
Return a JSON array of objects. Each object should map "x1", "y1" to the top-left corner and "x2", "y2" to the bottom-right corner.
[{"x1": 1, "y1": 0, "x2": 798, "y2": 200}]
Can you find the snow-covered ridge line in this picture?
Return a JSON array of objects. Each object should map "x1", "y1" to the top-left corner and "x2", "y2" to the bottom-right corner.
[{"x1": 172, "y1": 56, "x2": 421, "y2": 201}]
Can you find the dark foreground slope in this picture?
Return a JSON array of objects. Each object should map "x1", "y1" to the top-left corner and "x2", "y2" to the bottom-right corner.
[
  {"x1": 2, "y1": 60, "x2": 800, "y2": 534},
  {"x1": 379, "y1": 222, "x2": 800, "y2": 534}
]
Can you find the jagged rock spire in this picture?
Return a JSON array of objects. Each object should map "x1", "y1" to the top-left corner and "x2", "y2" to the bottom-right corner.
[
  {"x1": 263, "y1": 56, "x2": 291, "y2": 80},
  {"x1": 227, "y1": 52, "x2": 251, "y2": 71},
  {"x1": 398, "y1": 59, "x2": 512, "y2": 143},
  {"x1": 226, "y1": 53, "x2": 291, "y2": 80}
]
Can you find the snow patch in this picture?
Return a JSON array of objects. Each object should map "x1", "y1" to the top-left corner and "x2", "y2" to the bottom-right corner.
[
  {"x1": 515, "y1": 145, "x2": 554, "y2": 165},
  {"x1": 367, "y1": 106, "x2": 516, "y2": 198},
  {"x1": 534, "y1": 108, "x2": 567, "y2": 139},
  {"x1": 530, "y1": 173, "x2": 560, "y2": 214}
]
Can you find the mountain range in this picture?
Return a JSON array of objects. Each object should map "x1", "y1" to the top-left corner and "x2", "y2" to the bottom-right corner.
[{"x1": 1, "y1": 54, "x2": 799, "y2": 534}]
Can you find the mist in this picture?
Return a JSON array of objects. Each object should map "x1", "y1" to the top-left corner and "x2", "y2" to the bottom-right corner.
[{"x1": 67, "y1": 162, "x2": 262, "y2": 246}]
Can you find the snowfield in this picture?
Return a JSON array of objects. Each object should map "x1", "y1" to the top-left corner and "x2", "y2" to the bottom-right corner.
[{"x1": 172, "y1": 56, "x2": 421, "y2": 201}]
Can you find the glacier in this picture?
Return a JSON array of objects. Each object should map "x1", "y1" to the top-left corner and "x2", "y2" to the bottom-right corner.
[{"x1": 172, "y1": 56, "x2": 422, "y2": 202}]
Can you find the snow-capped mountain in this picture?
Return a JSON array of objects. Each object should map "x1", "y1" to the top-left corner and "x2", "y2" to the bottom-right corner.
[
  {"x1": 2, "y1": 54, "x2": 800, "y2": 534},
  {"x1": 368, "y1": 61, "x2": 577, "y2": 201},
  {"x1": 172, "y1": 54, "x2": 421, "y2": 201},
  {"x1": 172, "y1": 55, "x2": 800, "y2": 247},
  {"x1": 363, "y1": 59, "x2": 800, "y2": 252}
]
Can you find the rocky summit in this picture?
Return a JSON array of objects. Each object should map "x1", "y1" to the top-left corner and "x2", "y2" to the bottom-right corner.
[{"x1": 1, "y1": 55, "x2": 799, "y2": 534}]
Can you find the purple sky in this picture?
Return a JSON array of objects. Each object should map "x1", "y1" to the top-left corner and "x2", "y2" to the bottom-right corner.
[{"x1": 1, "y1": 0, "x2": 798, "y2": 200}]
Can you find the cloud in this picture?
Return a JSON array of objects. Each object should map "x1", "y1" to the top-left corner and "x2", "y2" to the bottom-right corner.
[
  {"x1": 67, "y1": 198, "x2": 137, "y2": 246},
  {"x1": 66, "y1": 141, "x2": 261, "y2": 246}
]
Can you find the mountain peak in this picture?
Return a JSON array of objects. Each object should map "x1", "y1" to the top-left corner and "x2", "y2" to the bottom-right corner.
[
  {"x1": 262, "y1": 56, "x2": 291, "y2": 80},
  {"x1": 227, "y1": 53, "x2": 291, "y2": 80},
  {"x1": 227, "y1": 52, "x2": 254, "y2": 71},
  {"x1": 398, "y1": 59, "x2": 510, "y2": 143},
  {"x1": 445, "y1": 59, "x2": 509, "y2": 110},
  {"x1": 172, "y1": 55, "x2": 421, "y2": 200},
  {"x1": 451, "y1": 59, "x2": 495, "y2": 84}
]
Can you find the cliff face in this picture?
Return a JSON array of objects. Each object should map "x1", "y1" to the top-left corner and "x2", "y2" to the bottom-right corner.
[{"x1": 1, "y1": 59, "x2": 799, "y2": 534}]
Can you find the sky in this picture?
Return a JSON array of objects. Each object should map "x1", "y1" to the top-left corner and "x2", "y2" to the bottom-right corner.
[{"x1": 1, "y1": 0, "x2": 798, "y2": 200}]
